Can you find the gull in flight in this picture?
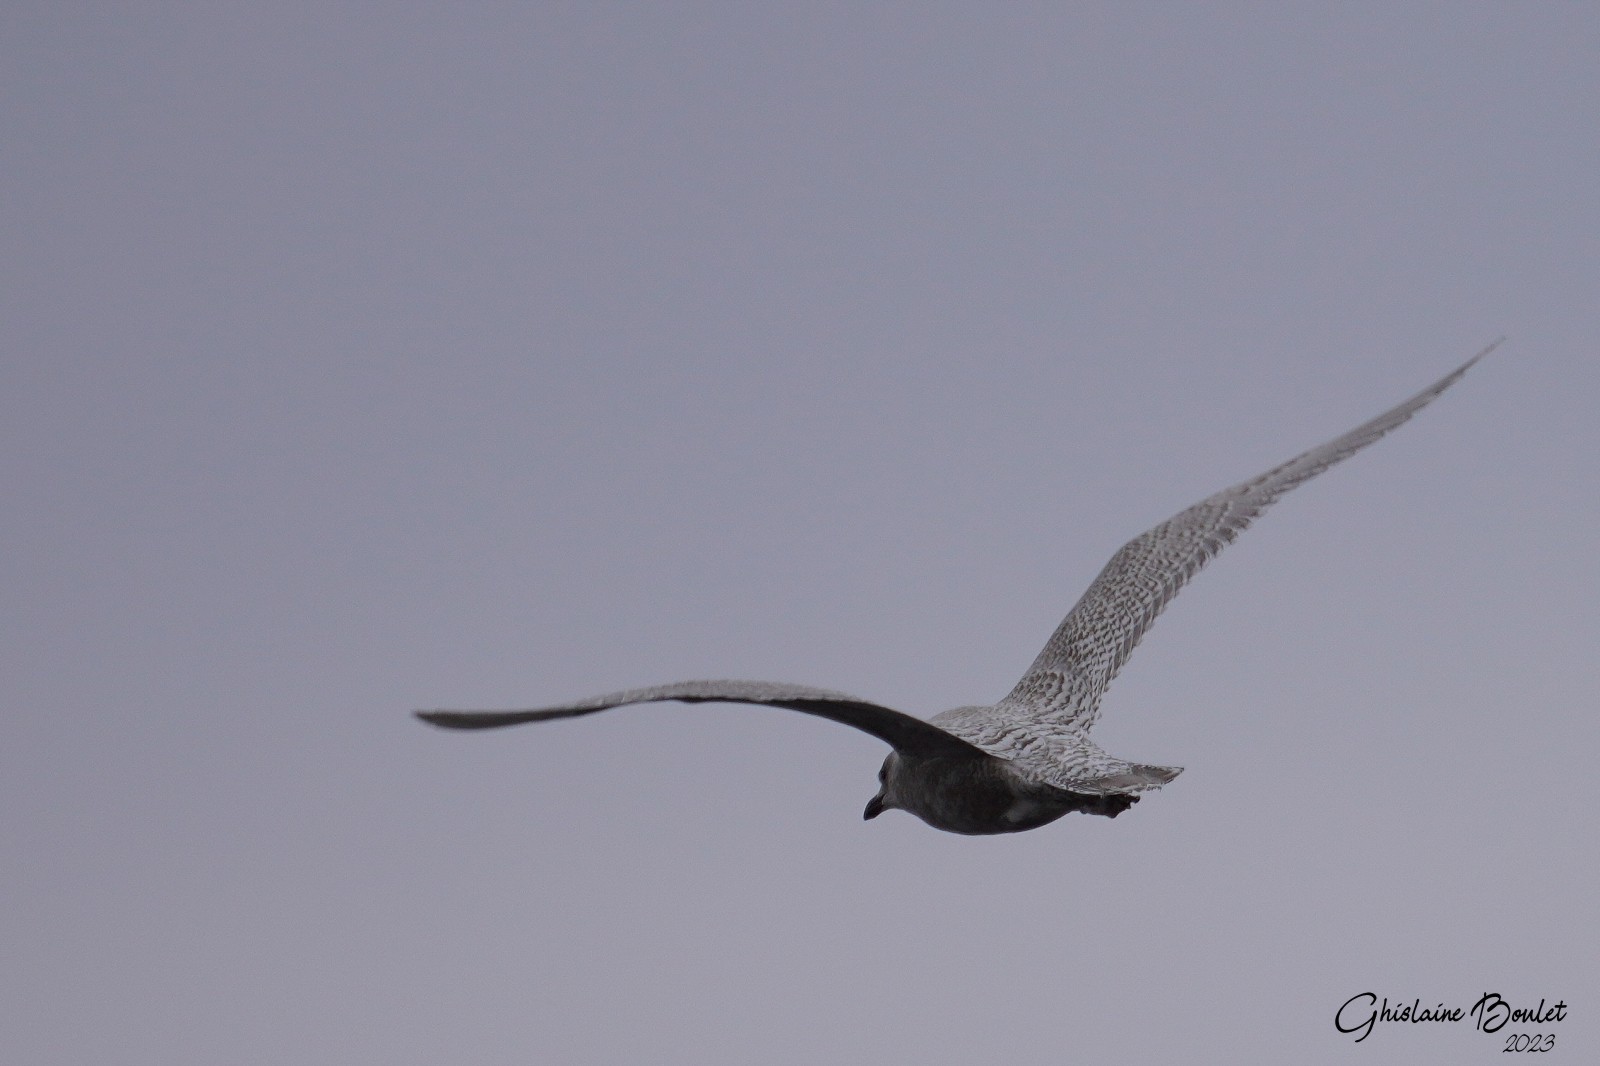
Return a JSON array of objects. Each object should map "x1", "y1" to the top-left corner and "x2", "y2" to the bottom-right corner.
[{"x1": 418, "y1": 344, "x2": 1496, "y2": 834}]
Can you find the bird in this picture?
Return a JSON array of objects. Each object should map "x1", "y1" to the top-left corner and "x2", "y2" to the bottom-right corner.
[{"x1": 417, "y1": 343, "x2": 1497, "y2": 835}]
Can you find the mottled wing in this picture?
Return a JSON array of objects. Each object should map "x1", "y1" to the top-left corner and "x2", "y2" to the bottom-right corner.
[
  {"x1": 417, "y1": 678, "x2": 988, "y2": 758},
  {"x1": 999, "y1": 343, "x2": 1496, "y2": 734},
  {"x1": 933, "y1": 704, "x2": 1184, "y2": 794}
]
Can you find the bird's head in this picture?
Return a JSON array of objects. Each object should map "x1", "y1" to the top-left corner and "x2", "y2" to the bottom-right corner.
[{"x1": 863, "y1": 751, "x2": 901, "y2": 820}]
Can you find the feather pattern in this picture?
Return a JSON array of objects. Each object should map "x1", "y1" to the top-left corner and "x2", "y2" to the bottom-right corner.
[
  {"x1": 417, "y1": 344, "x2": 1495, "y2": 830},
  {"x1": 990, "y1": 341, "x2": 1499, "y2": 745}
]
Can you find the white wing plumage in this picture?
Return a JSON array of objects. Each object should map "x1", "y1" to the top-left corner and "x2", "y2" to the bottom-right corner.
[{"x1": 997, "y1": 341, "x2": 1498, "y2": 737}]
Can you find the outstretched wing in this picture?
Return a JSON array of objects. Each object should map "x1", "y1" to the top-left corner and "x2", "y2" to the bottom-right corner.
[
  {"x1": 1000, "y1": 342, "x2": 1498, "y2": 734},
  {"x1": 417, "y1": 678, "x2": 989, "y2": 759}
]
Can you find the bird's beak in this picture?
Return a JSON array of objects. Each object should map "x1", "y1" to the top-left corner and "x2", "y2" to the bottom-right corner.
[{"x1": 863, "y1": 794, "x2": 886, "y2": 820}]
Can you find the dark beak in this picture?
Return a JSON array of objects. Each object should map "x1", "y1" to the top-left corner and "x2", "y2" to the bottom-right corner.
[{"x1": 863, "y1": 794, "x2": 886, "y2": 820}]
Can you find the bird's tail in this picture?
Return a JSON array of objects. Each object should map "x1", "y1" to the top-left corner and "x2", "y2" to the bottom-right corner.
[{"x1": 1077, "y1": 761, "x2": 1183, "y2": 792}]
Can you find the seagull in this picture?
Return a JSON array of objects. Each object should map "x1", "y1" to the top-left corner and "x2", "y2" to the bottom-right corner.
[{"x1": 418, "y1": 344, "x2": 1497, "y2": 835}]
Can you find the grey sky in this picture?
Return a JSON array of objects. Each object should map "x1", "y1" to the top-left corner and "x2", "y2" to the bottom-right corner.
[{"x1": 5, "y1": 4, "x2": 1595, "y2": 1064}]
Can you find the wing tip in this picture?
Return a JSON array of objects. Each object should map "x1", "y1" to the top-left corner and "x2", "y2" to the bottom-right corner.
[
  {"x1": 414, "y1": 709, "x2": 495, "y2": 730},
  {"x1": 1459, "y1": 336, "x2": 1505, "y2": 374}
]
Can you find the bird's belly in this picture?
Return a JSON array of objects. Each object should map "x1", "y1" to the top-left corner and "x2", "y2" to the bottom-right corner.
[{"x1": 900, "y1": 758, "x2": 1069, "y2": 836}]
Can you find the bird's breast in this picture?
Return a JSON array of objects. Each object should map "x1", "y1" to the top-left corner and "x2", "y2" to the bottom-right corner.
[{"x1": 897, "y1": 756, "x2": 1068, "y2": 836}]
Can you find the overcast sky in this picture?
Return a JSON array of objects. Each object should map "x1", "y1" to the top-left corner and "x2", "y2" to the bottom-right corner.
[{"x1": 5, "y1": 4, "x2": 1596, "y2": 1064}]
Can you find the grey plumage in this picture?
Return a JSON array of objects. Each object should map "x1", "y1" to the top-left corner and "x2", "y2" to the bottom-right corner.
[{"x1": 418, "y1": 344, "x2": 1496, "y2": 834}]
